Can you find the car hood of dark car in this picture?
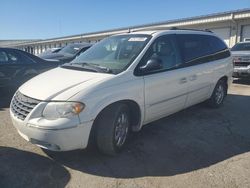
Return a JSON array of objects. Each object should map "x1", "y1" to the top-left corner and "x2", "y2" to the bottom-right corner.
[{"x1": 39, "y1": 52, "x2": 74, "y2": 60}]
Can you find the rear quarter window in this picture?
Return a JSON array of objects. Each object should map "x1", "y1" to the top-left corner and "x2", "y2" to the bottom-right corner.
[
  {"x1": 6, "y1": 50, "x2": 35, "y2": 64},
  {"x1": 206, "y1": 35, "x2": 228, "y2": 54},
  {"x1": 177, "y1": 34, "x2": 212, "y2": 62},
  {"x1": 177, "y1": 34, "x2": 229, "y2": 64}
]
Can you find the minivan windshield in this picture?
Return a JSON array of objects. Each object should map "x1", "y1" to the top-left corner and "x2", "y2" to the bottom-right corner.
[
  {"x1": 70, "y1": 34, "x2": 151, "y2": 74},
  {"x1": 231, "y1": 42, "x2": 250, "y2": 51}
]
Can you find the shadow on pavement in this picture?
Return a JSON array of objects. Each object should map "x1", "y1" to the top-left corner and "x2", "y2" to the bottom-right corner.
[
  {"x1": 0, "y1": 88, "x2": 15, "y2": 110},
  {"x1": 45, "y1": 93, "x2": 250, "y2": 178},
  {"x1": 233, "y1": 78, "x2": 250, "y2": 85},
  {"x1": 0, "y1": 147, "x2": 70, "y2": 188}
]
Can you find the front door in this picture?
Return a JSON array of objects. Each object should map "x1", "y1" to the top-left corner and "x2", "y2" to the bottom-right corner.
[{"x1": 138, "y1": 34, "x2": 189, "y2": 124}]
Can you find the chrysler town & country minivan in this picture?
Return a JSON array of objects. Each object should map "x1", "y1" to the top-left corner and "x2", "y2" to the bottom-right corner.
[{"x1": 10, "y1": 29, "x2": 233, "y2": 155}]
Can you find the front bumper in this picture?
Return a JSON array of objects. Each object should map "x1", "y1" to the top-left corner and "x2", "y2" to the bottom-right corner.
[
  {"x1": 233, "y1": 66, "x2": 250, "y2": 78},
  {"x1": 10, "y1": 110, "x2": 93, "y2": 151}
]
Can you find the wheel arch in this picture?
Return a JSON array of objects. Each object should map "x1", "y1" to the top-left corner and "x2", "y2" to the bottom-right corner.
[
  {"x1": 96, "y1": 99, "x2": 142, "y2": 130},
  {"x1": 87, "y1": 99, "x2": 143, "y2": 147}
]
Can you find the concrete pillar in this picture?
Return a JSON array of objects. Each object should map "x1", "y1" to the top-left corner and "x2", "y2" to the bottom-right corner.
[
  {"x1": 34, "y1": 46, "x2": 38, "y2": 55},
  {"x1": 42, "y1": 45, "x2": 46, "y2": 53},
  {"x1": 37, "y1": 46, "x2": 40, "y2": 54},
  {"x1": 229, "y1": 21, "x2": 238, "y2": 48},
  {"x1": 39, "y1": 45, "x2": 42, "y2": 54},
  {"x1": 30, "y1": 46, "x2": 34, "y2": 54},
  {"x1": 236, "y1": 22, "x2": 242, "y2": 43}
]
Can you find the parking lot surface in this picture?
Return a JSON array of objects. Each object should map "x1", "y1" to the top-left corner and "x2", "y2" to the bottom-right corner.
[{"x1": 1, "y1": 80, "x2": 250, "y2": 188}]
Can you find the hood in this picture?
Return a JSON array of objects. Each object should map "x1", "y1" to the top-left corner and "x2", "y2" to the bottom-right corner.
[
  {"x1": 231, "y1": 51, "x2": 250, "y2": 57},
  {"x1": 19, "y1": 67, "x2": 113, "y2": 101},
  {"x1": 39, "y1": 52, "x2": 73, "y2": 60}
]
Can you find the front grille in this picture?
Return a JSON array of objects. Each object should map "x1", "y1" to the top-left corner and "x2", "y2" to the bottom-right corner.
[
  {"x1": 11, "y1": 91, "x2": 40, "y2": 120},
  {"x1": 234, "y1": 62, "x2": 250, "y2": 67}
]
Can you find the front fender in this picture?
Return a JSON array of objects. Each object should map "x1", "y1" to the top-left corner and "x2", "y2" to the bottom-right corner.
[
  {"x1": 76, "y1": 78, "x2": 145, "y2": 129},
  {"x1": 92, "y1": 95, "x2": 144, "y2": 124}
]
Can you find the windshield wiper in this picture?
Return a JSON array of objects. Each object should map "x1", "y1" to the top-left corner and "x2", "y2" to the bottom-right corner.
[
  {"x1": 60, "y1": 63, "x2": 97, "y2": 72},
  {"x1": 61, "y1": 62, "x2": 113, "y2": 73},
  {"x1": 72, "y1": 62, "x2": 112, "y2": 73}
]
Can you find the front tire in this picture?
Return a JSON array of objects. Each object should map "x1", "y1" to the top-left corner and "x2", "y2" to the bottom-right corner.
[
  {"x1": 95, "y1": 103, "x2": 130, "y2": 155},
  {"x1": 207, "y1": 79, "x2": 227, "y2": 108}
]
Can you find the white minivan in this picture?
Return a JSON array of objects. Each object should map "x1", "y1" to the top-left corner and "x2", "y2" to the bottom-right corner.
[{"x1": 10, "y1": 29, "x2": 233, "y2": 155}]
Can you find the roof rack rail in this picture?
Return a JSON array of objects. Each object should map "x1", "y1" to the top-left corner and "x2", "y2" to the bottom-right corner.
[
  {"x1": 129, "y1": 27, "x2": 167, "y2": 32},
  {"x1": 170, "y1": 27, "x2": 213, "y2": 33}
]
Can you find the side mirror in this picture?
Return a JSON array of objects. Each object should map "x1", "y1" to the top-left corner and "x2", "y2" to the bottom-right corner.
[{"x1": 139, "y1": 58, "x2": 163, "y2": 73}]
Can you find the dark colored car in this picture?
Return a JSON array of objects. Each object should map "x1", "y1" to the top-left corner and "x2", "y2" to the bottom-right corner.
[
  {"x1": 39, "y1": 43, "x2": 92, "y2": 63},
  {"x1": 38, "y1": 47, "x2": 62, "y2": 57},
  {"x1": 0, "y1": 48, "x2": 60, "y2": 89}
]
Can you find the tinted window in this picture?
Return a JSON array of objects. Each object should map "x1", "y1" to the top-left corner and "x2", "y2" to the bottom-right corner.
[
  {"x1": 78, "y1": 46, "x2": 91, "y2": 55},
  {"x1": 177, "y1": 34, "x2": 212, "y2": 62},
  {"x1": 177, "y1": 34, "x2": 229, "y2": 64},
  {"x1": 231, "y1": 42, "x2": 250, "y2": 51},
  {"x1": 207, "y1": 35, "x2": 227, "y2": 53},
  {"x1": 0, "y1": 51, "x2": 9, "y2": 63},
  {"x1": 59, "y1": 44, "x2": 89, "y2": 55},
  {"x1": 139, "y1": 35, "x2": 182, "y2": 73},
  {"x1": 6, "y1": 50, "x2": 34, "y2": 64}
]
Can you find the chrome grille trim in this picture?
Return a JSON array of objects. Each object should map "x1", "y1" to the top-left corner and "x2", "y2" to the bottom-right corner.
[
  {"x1": 10, "y1": 91, "x2": 40, "y2": 121},
  {"x1": 234, "y1": 62, "x2": 250, "y2": 67}
]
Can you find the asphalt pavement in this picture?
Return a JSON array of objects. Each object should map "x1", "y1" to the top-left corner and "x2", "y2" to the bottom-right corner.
[{"x1": 1, "y1": 80, "x2": 250, "y2": 188}]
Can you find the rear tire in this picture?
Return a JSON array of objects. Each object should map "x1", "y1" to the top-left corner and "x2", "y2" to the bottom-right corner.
[
  {"x1": 207, "y1": 79, "x2": 227, "y2": 108},
  {"x1": 95, "y1": 103, "x2": 130, "y2": 155}
]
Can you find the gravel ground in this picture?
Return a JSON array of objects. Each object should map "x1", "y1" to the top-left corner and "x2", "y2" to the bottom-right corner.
[{"x1": 1, "y1": 80, "x2": 250, "y2": 188}]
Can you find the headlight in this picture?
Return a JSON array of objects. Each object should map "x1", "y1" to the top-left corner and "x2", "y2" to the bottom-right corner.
[
  {"x1": 233, "y1": 57, "x2": 241, "y2": 62},
  {"x1": 42, "y1": 102, "x2": 85, "y2": 120}
]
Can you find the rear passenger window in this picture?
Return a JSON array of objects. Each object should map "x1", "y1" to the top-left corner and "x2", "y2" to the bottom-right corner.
[
  {"x1": 177, "y1": 34, "x2": 211, "y2": 62},
  {"x1": 177, "y1": 34, "x2": 229, "y2": 64},
  {"x1": 207, "y1": 36, "x2": 227, "y2": 54},
  {"x1": 6, "y1": 50, "x2": 34, "y2": 64}
]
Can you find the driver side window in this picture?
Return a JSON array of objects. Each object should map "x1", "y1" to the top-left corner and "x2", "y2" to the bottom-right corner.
[{"x1": 140, "y1": 35, "x2": 181, "y2": 73}]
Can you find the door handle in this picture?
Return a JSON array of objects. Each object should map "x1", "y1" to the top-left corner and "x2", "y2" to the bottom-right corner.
[
  {"x1": 179, "y1": 77, "x2": 187, "y2": 84},
  {"x1": 189, "y1": 75, "x2": 197, "y2": 81}
]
